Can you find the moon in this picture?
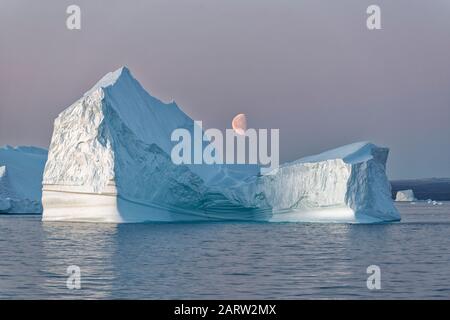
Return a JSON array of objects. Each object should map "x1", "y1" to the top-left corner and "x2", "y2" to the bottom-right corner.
[{"x1": 232, "y1": 113, "x2": 247, "y2": 135}]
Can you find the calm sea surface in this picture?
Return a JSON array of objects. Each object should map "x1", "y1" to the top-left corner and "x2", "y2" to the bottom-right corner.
[{"x1": 0, "y1": 202, "x2": 449, "y2": 299}]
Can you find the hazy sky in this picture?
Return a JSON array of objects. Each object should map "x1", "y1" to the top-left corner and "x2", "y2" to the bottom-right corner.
[{"x1": 1, "y1": 0, "x2": 449, "y2": 179}]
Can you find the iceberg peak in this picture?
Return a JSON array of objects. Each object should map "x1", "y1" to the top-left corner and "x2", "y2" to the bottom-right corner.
[{"x1": 84, "y1": 66, "x2": 133, "y2": 96}]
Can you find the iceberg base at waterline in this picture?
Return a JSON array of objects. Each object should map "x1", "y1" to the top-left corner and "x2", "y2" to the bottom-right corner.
[
  {"x1": 40, "y1": 67, "x2": 400, "y2": 224},
  {"x1": 42, "y1": 181, "x2": 273, "y2": 223},
  {"x1": 42, "y1": 195, "x2": 389, "y2": 224}
]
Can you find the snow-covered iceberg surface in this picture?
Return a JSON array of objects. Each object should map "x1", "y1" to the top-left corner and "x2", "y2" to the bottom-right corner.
[
  {"x1": 42, "y1": 67, "x2": 400, "y2": 223},
  {"x1": 395, "y1": 189, "x2": 416, "y2": 202},
  {"x1": 0, "y1": 146, "x2": 48, "y2": 213}
]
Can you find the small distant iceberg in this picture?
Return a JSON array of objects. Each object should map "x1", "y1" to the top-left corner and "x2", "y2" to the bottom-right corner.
[
  {"x1": 393, "y1": 188, "x2": 444, "y2": 206},
  {"x1": 0, "y1": 146, "x2": 47, "y2": 213},
  {"x1": 395, "y1": 189, "x2": 417, "y2": 202},
  {"x1": 426, "y1": 199, "x2": 443, "y2": 206},
  {"x1": 40, "y1": 67, "x2": 400, "y2": 224}
]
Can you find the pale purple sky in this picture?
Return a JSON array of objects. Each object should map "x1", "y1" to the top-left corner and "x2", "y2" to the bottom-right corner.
[{"x1": 1, "y1": 0, "x2": 449, "y2": 179}]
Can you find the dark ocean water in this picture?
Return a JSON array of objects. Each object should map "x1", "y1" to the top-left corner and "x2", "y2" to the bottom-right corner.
[{"x1": 0, "y1": 202, "x2": 449, "y2": 299}]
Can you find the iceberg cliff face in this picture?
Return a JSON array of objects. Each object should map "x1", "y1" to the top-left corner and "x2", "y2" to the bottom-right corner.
[
  {"x1": 0, "y1": 146, "x2": 47, "y2": 213},
  {"x1": 42, "y1": 67, "x2": 400, "y2": 223}
]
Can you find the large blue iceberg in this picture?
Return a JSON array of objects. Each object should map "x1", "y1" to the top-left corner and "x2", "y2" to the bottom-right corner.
[{"x1": 41, "y1": 67, "x2": 400, "y2": 223}]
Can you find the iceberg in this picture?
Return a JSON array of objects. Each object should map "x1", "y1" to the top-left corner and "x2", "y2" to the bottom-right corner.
[
  {"x1": 233, "y1": 142, "x2": 400, "y2": 223},
  {"x1": 395, "y1": 189, "x2": 416, "y2": 202},
  {"x1": 42, "y1": 67, "x2": 400, "y2": 223},
  {"x1": 0, "y1": 146, "x2": 48, "y2": 213}
]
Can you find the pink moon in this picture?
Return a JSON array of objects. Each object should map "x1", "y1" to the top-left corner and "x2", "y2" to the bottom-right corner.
[{"x1": 232, "y1": 113, "x2": 247, "y2": 135}]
